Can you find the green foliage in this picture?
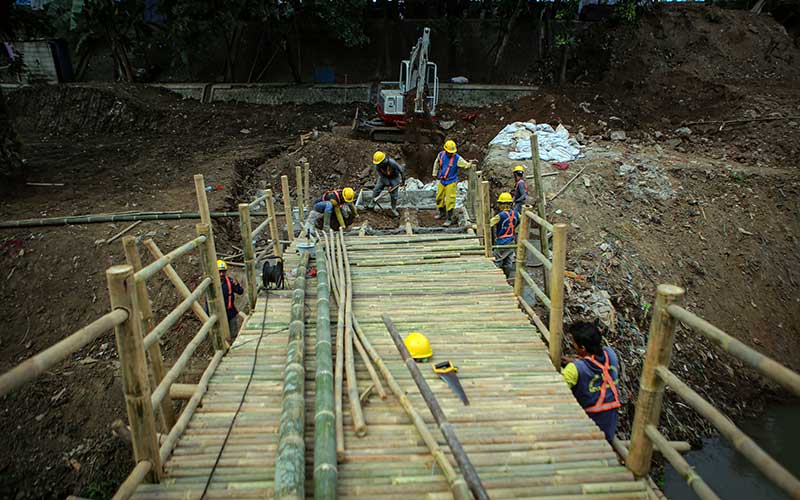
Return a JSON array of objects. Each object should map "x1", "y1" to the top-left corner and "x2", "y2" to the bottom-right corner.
[
  {"x1": 314, "y1": 0, "x2": 369, "y2": 47},
  {"x1": 82, "y1": 479, "x2": 118, "y2": 500},
  {"x1": 616, "y1": 0, "x2": 639, "y2": 24},
  {"x1": 555, "y1": 33, "x2": 576, "y2": 47}
]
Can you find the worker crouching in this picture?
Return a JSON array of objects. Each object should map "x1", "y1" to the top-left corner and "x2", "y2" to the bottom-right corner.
[
  {"x1": 561, "y1": 322, "x2": 622, "y2": 442},
  {"x1": 303, "y1": 187, "x2": 357, "y2": 237},
  {"x1": 489, "y1": 192, "x2": 519, "y2": 279},
  {"x1": 432, "y1": 139, "x2": 475, "y2": 227},
  {"x1": 370, "y1": 151, "x2": 405, "y2": 217}
]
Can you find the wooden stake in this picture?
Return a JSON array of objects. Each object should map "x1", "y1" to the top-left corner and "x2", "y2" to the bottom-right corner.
[
  {"x1": 513, "y1": 205, "x2": 531, "y2": 298},
  {"x1": 296, "y1": 165, "x2": 304, "y2": 225},
  {"x1": 265, "y1": 189, "x2": 283, "y2": 259},
  {"x1": 196, "y1": 223, "x2": 231, "y2": 350},
  {"x1": 143, "y1": 239, "x2": 209, "y2": 323},
  {"x1": 106, "y1": 265, "x2": 162, "y2": 482},
  {"x1": 627, "y1": 284, "x2": 685, "y2": 477},
  {"x1": 122, "y1": 237, "x2": 176, "y2": 431},
  {"x1": 480, "y1": 180, "x2": 491, "y2": 258},
  {"x1": 382, "y1": 314, "x2": 489, "y2": 500},
  {"x1": 548, "y1": 223, "x2": 568, "y2": 368},
  {"x1": 281, "y1": 175, "x2": 295, "y2": 241},
  {"x1": 340, "y1": 230, "x2": 367, "y2": 437},
  {"x1": 238, "y1": 203, "x2": 258, "y2": 312}
]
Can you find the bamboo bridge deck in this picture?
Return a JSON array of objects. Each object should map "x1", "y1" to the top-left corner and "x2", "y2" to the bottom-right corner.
[{"x1": 131, "y1": 233, "x2": 648, "y2": 499}]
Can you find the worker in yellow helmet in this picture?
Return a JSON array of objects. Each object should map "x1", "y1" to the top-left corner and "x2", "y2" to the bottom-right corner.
[
  {"x1": 404, "y1": 332, "x2": 432, "y2": 362},
  {"x1": 432, "y1": 139, "x2": 476, "y2": 226},
  {"x1": 302, "y1": 187, "x2": 357, "y2": 236},
  {"x1": 489, "y1": 192, "x2": 519, "y2": 279},
  {"x1": 217, "y1": 260, "x2": 244, "y2": 340},
  {"x1": 512, "y1": 165, "x2": 528, "y2": 213},
  {"x1": 370, "y1": 150, "x2": 406, "y2": 217}
]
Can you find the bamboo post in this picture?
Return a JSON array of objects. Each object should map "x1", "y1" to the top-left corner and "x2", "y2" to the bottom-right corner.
[
  {"x1": 106, "y1": 265, "x2": 162, "y2": 482},
  {"x1": 313, "y1": 242, "x2": 337, "y2": 499},
  {"x1": 196, "y1": 223, "x2": 231, "y2": 350},
  {"x1": 513, "y1": 208, "x2": 531, "y2": 298},
  {"x1": 122, "y1": 237, "x2": 176, "y2": 431},
  {"x1": 281, "y1": 175, "x2": 295, "y2": 241},
  {"x1": 143, "y1": 239, "x2": 209, "y2": 323},
  {"x1": 547, "y1": 223, "x2": 568, "y2": 368},
  {"x1": 296, "y1": 165, "x2": 304, "y2": 225},
  {"x1": 238, "y1": 203, "x2": 258, "y2": 312},
  {"x1": 382, "y1": 314, "x2": 489, "y2": 500},
  {"x1": 480, "y1": 179, "x2": 491, "y2": 258},
  {"x1": 340, "y1": 230, "x2": 367, "y2": 436},
  {"x1": 330, "y1": 231, "x2": 346, "y2": 460},
  {"x1": 530, "y1": 138, "x2": 550, "y2": 293},
  {"x1": 303, "y1": 160, "x2": 310, "y2": 218},
  {"x1": 468, "y1": 169, "x2": 477, "y2": 225},
  {"x1": 274, "y1": 252, "x2": 309, "y2": 500},
  {"x1": 627, "y1": 284, "x2": 685, "y2": 477},
  {"x1": 265, "y1": 189, "x2": 283, "y2": 258},
  {"x1": 193, "y1": 174, "x2": 212, "y2": 225}
]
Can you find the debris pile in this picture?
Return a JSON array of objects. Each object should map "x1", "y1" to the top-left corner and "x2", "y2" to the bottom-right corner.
[{"x1": 488, "y1": 122, "x2": 583, "y2": 162}]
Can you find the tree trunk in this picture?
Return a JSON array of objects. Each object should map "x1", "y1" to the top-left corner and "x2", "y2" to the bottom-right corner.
[
  {"x1": 559, "y1": 44, "x2": 569, "y2": 84},
  {"x1": 0, "y1": 86, "x2": 24, "y2": 189}
]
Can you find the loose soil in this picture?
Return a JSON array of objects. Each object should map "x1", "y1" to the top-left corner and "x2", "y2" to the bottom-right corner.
[{"x1": 1, "y1": 5, "x2": 799, "y2": 498}]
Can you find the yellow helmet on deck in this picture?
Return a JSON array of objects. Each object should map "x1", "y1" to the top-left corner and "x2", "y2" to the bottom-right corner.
[
  {"x1": 443, "y1": 140, "x2": 457, "y2": 154},
  {"x1": 343, "y1": 187, "x2": 355, "y2": 203},
  {"x1": 497, "y1": 192, "x2": 513, "y2": 203},
  {"x1": 404, "y1": 332, "x2": 432, "y2": 361},
  {"x1": 373, "y1": 151, "x2": 386, "y2": 165}
]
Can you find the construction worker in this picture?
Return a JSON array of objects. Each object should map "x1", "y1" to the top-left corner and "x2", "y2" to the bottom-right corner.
[
  {"x1": 218, "y1": 260, "x2": 244, "y2": 340},
  {"x1": 489, "y1": 192, "x2": 519, "y2": 278},
  {"x1": 512, "y1": 165, "x2": 528, "y2": 213},
  {"x1": 303, "y1": 187, "x2": 357, "y2": 236},
  {"x1": 404, "y1": 332, "x2": 432, "y2": 362},
  {"x1": 432, "y1": 139, "x2": 475, "y2": 227},
  {"x1": 370, "y1": 151, "x2": 405, "y2": 217},
  {"x1": 561, "y1": 321, "x2": 622, "y2": 442}
]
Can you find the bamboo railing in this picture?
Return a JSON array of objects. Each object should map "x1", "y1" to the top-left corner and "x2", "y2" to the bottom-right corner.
[
  {"x1": 237, "y1": 186, "x2": 282, "y2": 310},
  {"x1": 627, "y1": 284, "x2": 800, "y2": 500},
  {"x1": 512, "y1": 207, "x2": 568, "y2": 368}
]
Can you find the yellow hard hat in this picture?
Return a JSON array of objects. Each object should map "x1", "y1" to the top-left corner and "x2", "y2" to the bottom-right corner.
[
  {"x1": 373, "y1": 151, "x2": 386, "y2": 165},
  {"x1": 497, "y1": 192, "x2": 513, "y2": 203},
  {"x1": 443, "y1": 140, "x2": 457, "y2": 154},
  {"x1": 513, "y1": 165, "x2": 525, "y2": 174},
  {"x1": 404, "y1": 332, "x2": 432, "y2": 361},
  {"x1": 217, "y1": 259, "x2": 227, "y2": 271},
  {"x1": 343, "y1": 187, "x2": 355, "y2": 203}
]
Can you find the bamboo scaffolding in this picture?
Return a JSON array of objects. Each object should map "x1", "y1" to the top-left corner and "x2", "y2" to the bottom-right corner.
[
  {"x1": 142, "y1": 278, "x2": 211, "y2": 351},
  {"x1": 265, "y1": 189, "x2": 283, "y2": 259},
  {"x1": 112, "y1": 460, "x2": 152, "y2": 500},
  {"x1": 196, "y1": 223, "x2": 231, "y2": 349},
  {"x1": 382, "y1": 313, "x2": 489, "y2": 500},
  {"x1": 251, "y1": 216, "x2": 272, "y2": 239},
  {"x1": 340, "y1": 230, "x2": 367, "y2": 437},
  {"x1": 280, "y1": 175, "x2": 295, "y2": 241},
  {"x1": 513, "y1": 204, "x2": 531, "y2": 298},
  {"x1": 312, "y1": 241, "x2": 337, "y2": 499},
  {"x1": 0, "y1": 309, "x2": 127, "y2": 397},
  {"x1": 296, "y1": 165, "x2": 304, "y2": 224},
  {"x1": 645, "y1": 425, "x2": 718, "y2": 500},
  {"x1": 655, "y1": 366, "x2": 800, "y2": 498},
  {"x1": 143, "y1": 240, "x2": 209, "y2": 324},
  {"x1": 106, "y1": 264, "x2": 162, "y2": 482},
  {"x1": 123, "y1": 236, "x2": 176, "y2": 431},
  {"x1": 134, "y1": 235, "x2": 207, "y2": 283},
  {"x1": 547, "y1": 223, "x2": 568, "y2": 367},
  {"x1": 667, "y1": 305, "x2": 800, "y2": 397},
  {"x1": 273, "y1": 252, "x2": 309, "y2": 500},
  {"x1": 238, "y1": 203, "x2": 258, "y2": 312}
]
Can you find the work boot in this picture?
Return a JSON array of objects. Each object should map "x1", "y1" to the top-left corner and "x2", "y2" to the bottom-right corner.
[
  {"x1": 323, "y1": 212, "x2": 331, "y2": 231},
  {"x1": 443, "y1": 210, "x2": 453, "y2": 227},
  {"x1": 434, "y1": 207, "x2": 446, "y2": 220},
  {"x1": 390, "y1": 200, "x2": 399, "y2": 217}
]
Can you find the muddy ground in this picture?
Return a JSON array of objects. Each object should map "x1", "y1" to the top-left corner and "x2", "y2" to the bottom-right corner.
[{"x1": 1, "y1": 5, "x2": 799, "y2": 498}]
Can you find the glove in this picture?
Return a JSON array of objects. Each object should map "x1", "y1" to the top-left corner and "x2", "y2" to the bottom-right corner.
[{"x1": 323, "y1": 211, "x2": 331, "y2": 231}]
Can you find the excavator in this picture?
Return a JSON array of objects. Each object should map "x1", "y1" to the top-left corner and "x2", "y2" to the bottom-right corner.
[{"x1": 352, "y1": 27, "x2": 445, "y2": 143}]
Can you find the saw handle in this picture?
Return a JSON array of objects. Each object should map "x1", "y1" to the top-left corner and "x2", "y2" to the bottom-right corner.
[{"x1": 433, "y1": 360, "x2": 457, "y2": 374}]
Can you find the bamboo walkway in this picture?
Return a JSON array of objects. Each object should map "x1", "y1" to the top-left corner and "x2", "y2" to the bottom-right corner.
[{"x1": 131, "y1": 233, "x2": 647, "y2": 499}]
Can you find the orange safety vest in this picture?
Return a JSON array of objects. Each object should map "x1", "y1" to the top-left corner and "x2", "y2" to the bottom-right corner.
[
  {"x1": 582, "y1": 354, "x2": 621, "y2": 413},
  {"x1": 498, "y1": 210, "x2": 516, "y2": 239},
  {"x1": 224, "y1": 276, "x2": 233, "y2": 310}
]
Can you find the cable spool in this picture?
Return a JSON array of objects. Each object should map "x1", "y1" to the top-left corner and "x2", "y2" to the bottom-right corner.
[{"x1": 261, "y1": 257, "x2": 285, "y2": 290}]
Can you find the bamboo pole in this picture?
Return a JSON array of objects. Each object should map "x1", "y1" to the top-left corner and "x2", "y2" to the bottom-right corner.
[
  {"x1": 472, "y1": 170, "x2": 482, "y2": 234},
  {"x1": 656, "y1": 366, "x2": 800, "y2": 498},
  {"x1": 520, "y1": 268, "x2": 551, "y2": 309},
  {"x1": 518, "y1": 296, "x2": 550, "y2": 343},
  {"x1": 313, "y1": 241, "x2": 337, "y2": 500},
  {"x1": 480, "y1": 180, "x2": 492, "y2": 258},
  {"x1": 123, "y1": 236, "x2": 176, "y2": 431},
  {"x1": 667, "y1": 305, "x2": 800, "y2": 397},
  {"x1": 193, "y1": 174, "x2": 212, "y2": 225},
  {"x1": 645, "y1": 425, "x2": 719, "y2": 500},
  {"x1": 513, "y1": 204, "x2": 530, "y2": 298},
  {"x1": 107, "y1": 220, "x2": 142, "y2": 245},
  {"x1": 0, "y1": 210, "x2": 286, "y2": 229},
  {"x1": 134, "y1": 235, "x2": 206, "y2": 283},
  {"x1": 281, "y1": 175, "x2": 295, "y2": 241},
  {"x1": 274, "y1": 252, "x2": 309, "y2": 500},
  {"x1": 627, "y1": 284, "x2": 685, "y2": 477},
  {"x1": 530, "y1": 139, "x2": 551, "y2": 293},
  {"x1": 348, "y1": 319, "x2": 470, "y2": 500},
  {"x1": 238, "y1": 203, "x2": 258, "y2": 312},
  {"x1": 615, "y1": 438, "x2": 691, "y2": 453},
  {"x1": 304, "y1": 160, "x2": 310, "y2": 218},
  {"x1": 111, "y1": 460, "x2": 152, "y2": 500},
  {"x1": 296, "y1": 165, "x2": 304, "y2": 225},
  {"x1": 196, "y1": 223, "x2": 231, "y2": 350},
  {"x1": 265, "y1": 189, "x2": 283, "y2": 259},
  {"x1": 340, "y1": 230, "x2": 367, "y2": 437},
  {"x1": 106, "y1": 264, "x2": 162, "y2": 482},
  {"x1": 0, "y1": 309, "x2": 127, "y2": 397},
  {"x1": 547, "y1": 223, "x2": 568, "y2": 368},
  {"x1": 382, "y1": 313, "x2": 489, "y2": 500},
  {"x1": 169, "y1": 383, "x2": 197, "y2": 400},
  {"x1": 332, "y1": 232, "x2": 346, "y2": 460},
  {"x1": 143, "y1": 239, "x2": 209, "y2": 324},
  {"x1": 141, "y1": 278, "x2": 211, "y2": 351}
]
